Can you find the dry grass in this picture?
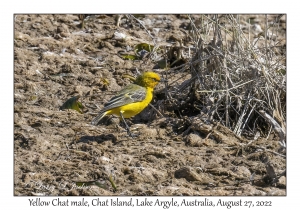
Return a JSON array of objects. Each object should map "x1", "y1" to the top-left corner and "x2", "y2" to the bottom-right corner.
[{"x1": 156, "y1": 14, "x2": 286, "y2": 140}]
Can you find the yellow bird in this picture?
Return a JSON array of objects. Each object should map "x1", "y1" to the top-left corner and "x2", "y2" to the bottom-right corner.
[{"x1": 91, "y1": 71, "x2": 162, "y2": 137}]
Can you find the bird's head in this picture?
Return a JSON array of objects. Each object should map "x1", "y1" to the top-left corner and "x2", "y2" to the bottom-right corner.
[{"x1": 135, "y1": 72, "x2": 161, "y2": 89}]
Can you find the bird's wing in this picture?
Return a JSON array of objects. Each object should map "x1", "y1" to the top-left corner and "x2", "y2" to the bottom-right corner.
[{"x1": 102, "y1": 84, "x2": 146, "y2": 111}]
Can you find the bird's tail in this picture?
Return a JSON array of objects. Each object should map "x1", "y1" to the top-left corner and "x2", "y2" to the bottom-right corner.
[{"x1": 91, "y1": 110, "x2": 107, "y2": 125}]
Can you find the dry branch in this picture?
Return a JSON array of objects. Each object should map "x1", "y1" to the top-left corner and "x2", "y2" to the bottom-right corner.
[{"x1": 259, "y1": 110, "x2": 286, "y2": 142}]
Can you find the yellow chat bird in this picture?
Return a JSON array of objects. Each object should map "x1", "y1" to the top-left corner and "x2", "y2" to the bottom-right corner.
[{"x1": 91, "y1": 72, "x2": 162, "y2": 137}]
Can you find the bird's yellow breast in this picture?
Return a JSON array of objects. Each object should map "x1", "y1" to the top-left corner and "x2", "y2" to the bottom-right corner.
[{"x1": 107, "y1": 88, "x2": 153, "y2": 118}]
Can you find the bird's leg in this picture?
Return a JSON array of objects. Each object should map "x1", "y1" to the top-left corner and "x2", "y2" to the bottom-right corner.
[{"x1": 119, "y1": 111, "x2": 137, "y2": 138}]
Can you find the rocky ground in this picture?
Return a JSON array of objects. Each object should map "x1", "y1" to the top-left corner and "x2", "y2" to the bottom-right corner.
[{"x1": 14, "y1": 14, "x2": 286, "y2": 196}]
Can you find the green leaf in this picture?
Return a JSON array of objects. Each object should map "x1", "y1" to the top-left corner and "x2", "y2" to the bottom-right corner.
[
  {"x1": 60, "y1": 95, "x2": 83, "y2": 114},
  {"x1": 108, "y1": 174, "x2": 117, "y2": 191},
  {"x1": 120, "y1": 54, "x2": 140, "y2": 60},
  {"x1": 134, "y1": 43, "x2": 154, "y2": 54}
]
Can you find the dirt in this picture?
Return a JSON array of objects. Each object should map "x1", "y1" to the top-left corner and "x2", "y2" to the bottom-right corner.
[{"x1": 14, "y1": 14, "x2": 286, "y2": 196}]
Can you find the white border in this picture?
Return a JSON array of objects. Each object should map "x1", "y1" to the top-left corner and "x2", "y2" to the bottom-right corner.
[{"x1": 3, "y1": 0, "x2": 295, "y2": 209}]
